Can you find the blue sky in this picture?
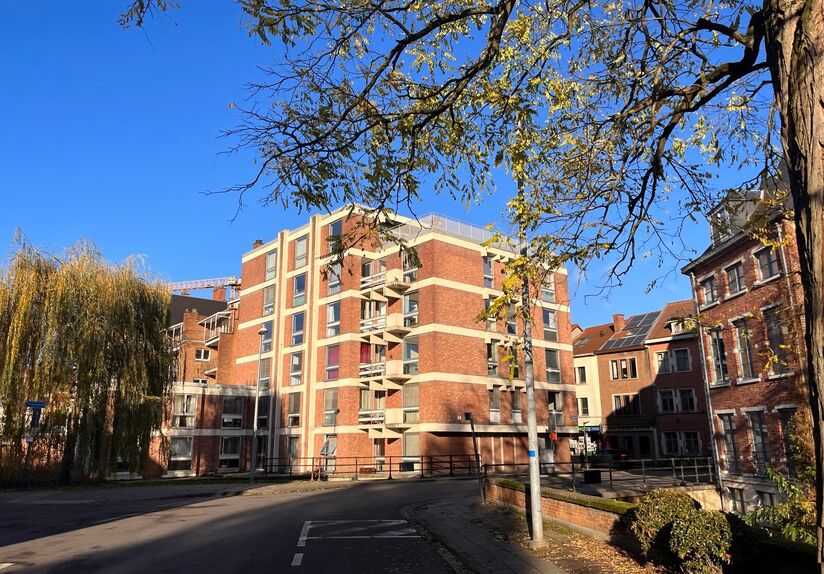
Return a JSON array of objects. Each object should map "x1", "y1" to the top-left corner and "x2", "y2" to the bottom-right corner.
[{"x1": 0, "y1": 1, "x2": 707, "y2": 327}]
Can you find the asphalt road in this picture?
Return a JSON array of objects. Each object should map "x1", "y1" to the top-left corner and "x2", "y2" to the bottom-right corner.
[{"x1": 0, "y1": 479, "x2": 475, "y2": 573}]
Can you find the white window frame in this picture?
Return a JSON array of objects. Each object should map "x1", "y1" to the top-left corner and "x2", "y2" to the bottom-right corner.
[
  {"x1": 288, "y1": 392, "x2": 302, "y2": 427},
  {"x1": 194, "y1": 348, "x2": 211, "y2": 361},
  {"x1": 699, "y1": 275, "x2": 718, "y2": 307},
  {"x1": 545, "y1": 349, "x2": 560, "y2": 383},
  {"x1": 542, "y1": 308, "x2": 558, "y2": 342},
  {"x1": 724, "y1": 260, "x2": 746, "y2": 296},
  {"x1": 219, "y1": 436, "x2": 241, "y2": 470},
  {"x1": 656, "y1": 351, "x2": 671, "y2": 374},
  {"x1": 221, "y1": 396, "x2": 243, "y2": 429},
  {"x1": 262, "y1": 285, "x2": 275, "y2": 315},
  {"x1": 294, "y1": 236, "x2": 308, "y2": 268},
  {"x1": 290, "y1": 352, "x2": 303, "y2": 386},
  {"x1": 325, "y1": 345, "x2": 339, "y2": 381},
  {"x1": 673, "y1": 348, "x2": 692, "y2": 372},
  {"x1": 576, "y1": 365, "x2": 587, "y2": 384},
  {"x1": 658, "y1": 389, "x2": 676, "y2": 413},
  {"x1": 291, "y1": 312, "x2": 305, "y2": 345},
  {"x1": 168, "y1": 436, "x2": 193, "y2": 472},
  {"x1": 265, "y1": 249, "x2": 277, "y2": 281},
  {"x1": 293, "y1": 273, "x2": 307, "y2": 307},
  {"x1": 679, "y1": 388, "x2": 697, "y2": 412},
  {"x1": 753, "y1": 246, "x2": 781, "y2": 282},
  {"x1": 172, "y1": 394, "x2": 196, "y2": 428},
  {"x1": 326, "y1": 302, "x2": 341, "y2": 337}
]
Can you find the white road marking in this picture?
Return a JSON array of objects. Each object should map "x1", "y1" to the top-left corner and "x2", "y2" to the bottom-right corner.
[
  {"x1": 291, "y1": 553, "x2": 303, "y2": 567},
  {"x1": 306, "y1": 535, "x2": 421, "y2": 539},
  {"x1": 297, "y1": 521, "x2": 312, "y2": 547},
  {"x1": 0, "y1": 563, "x2": 15, "y2": 571}
]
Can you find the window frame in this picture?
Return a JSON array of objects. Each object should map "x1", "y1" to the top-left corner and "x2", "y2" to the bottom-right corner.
[
  {"x1": 290, "y1": 352, "x2": 303, "y2": 386},
  {"x1": 545, "y1": 349, "x2": 561, "y2": 383},
  {"x1": 725, "y1": 261, "x2": 745, "y2": 295},
  {"x1": 262, "y1": 285, "x2": 275, "y2": 315},
  {"x1": 293, "y1": 273, "x2": 307, "y2": 307},
  {"x1": 294, "y1": 236, "x2": 308, "y2": 268},
  {"x1": 221, "y1": 396, "x2": 244, "y2": 429},
  {"x1": 291, "y1": 312, "x2": 305, "y2": 346},
  {"x1": 265, "y1": 249, "x2": 278, "y2": 281},
  {"x1": 194, "y1": 348, "x2": 211, "y2": 361},
  {"x1": 326, "y1": 301, "x2": 341, "y2": 337}
]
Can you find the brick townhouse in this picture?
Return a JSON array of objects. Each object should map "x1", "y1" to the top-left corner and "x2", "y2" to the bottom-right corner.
[
  {"x1": 682, "y1": 187, "x2": 806, "y2": 513},
  {"x1": 573, "y1": 302, "x2": 710, "y2": 460},
  {"x1": 144, "y1": 292, "x2": 259, "y2": 478},
  {"x1": 233, "y1": 208, "x2": 578, "y2": 473}
]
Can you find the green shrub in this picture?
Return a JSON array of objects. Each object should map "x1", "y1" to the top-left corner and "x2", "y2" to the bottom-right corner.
[
  {"x1": 669, "y1": 508, "x2": 731, "y2": 573},
  {"x1": 630, "y1": 489, "x2": 700, "y2": 554}
]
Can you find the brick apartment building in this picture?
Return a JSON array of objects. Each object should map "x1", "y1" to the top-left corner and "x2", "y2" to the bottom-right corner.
[
  {"x1": 230, "y1": 209, "x2": 578, "y2": 473},
  {"x1": 682, "y1": 189, "x2": 805, "y2": 513},
  {"x1": 573, "y1": 302, "x2": 710, "y2": 460}
]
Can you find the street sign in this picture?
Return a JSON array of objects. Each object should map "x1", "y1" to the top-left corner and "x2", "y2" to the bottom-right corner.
[{"x1": 25, "y1": 401, "x2": 46, "y2": 409}]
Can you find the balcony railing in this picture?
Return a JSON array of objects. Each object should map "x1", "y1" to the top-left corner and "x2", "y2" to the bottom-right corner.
[
  {"x1": 360, "y1": 315, "x2": 387, "y2": 332},
  {"x1": 359, "y1": 362, "x2": 386, "y2": 378},
  {"x1": 360, "y1": 271, "x2": 387, "y2": 290},
  {"x1": 358, "y1": 409, "x2": 385, "y2": 425}
]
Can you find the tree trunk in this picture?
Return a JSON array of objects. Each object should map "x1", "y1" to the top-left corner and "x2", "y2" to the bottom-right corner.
[{"x1": 765, "y1": 0, "x2": 824, "y2": 567}]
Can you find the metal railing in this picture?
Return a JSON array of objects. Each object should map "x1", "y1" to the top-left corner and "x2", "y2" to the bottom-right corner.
[{"x1": 263, "y1": 454, "x2": 479, "y2": 480}]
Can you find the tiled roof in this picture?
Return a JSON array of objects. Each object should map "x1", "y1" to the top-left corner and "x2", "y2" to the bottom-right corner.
[
  {"x1": 573, "y1": 323, "x2": 615, "y2": 356},
  {"x1": 647, "y1": 300, "x2": 696, "y2": 340}
]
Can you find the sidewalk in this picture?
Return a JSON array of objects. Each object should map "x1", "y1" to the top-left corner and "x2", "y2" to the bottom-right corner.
[{"x1": 407, "y1": 495, "x2": 567, "y2": 574}]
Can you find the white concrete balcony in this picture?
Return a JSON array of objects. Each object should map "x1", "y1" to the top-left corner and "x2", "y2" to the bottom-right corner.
[{"x1": 359, "y1": 362, "x2": 386, "y2": 379}]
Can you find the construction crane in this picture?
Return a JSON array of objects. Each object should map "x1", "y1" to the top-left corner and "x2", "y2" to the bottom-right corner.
[{"x1": 167, "y1": 276, "x2": 241, "y2": 297}]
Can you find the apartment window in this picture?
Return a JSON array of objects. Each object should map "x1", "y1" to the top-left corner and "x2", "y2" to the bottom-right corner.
[
  {"x1": 291, "y1": 312, "x2": 304, "y2": 345},
  {"x1": 326, "y1": 345, "x2": 340, "y2": 380},
  {"x1": 484, "y1": 298, "x2": 496, "y2": 331},
  {"x1": 576, "y1": 366, "x2": 587, "y2": 384},
  {"x1": 728, "y1": 487, "x2": 745, "y2": 514},
  {"x1": 719, "y1": 414, "x2": 740, "y2": 474},
  {"x1": 403, "y1": 292, "x2": 419, "y2": 327},
  {"x1": 293, "y1": 273, "x2": 306, "y2": 307},
  {"x1": 290, "y1": 352, "x2": 303, "y2": 386},
  {"x1": 610, "y1": 357, "x2": 638, "y2": 380},
  {"x1": 659, "y1": 390, "x2": 675, "y2": 413},
  {"x1": 578, "y1": 397, "x2": 589, "y2": 416},
  {"x1": 683, "y1": 432, "x2": 701, "y2": 455},
  {"x1": 286, "y1": 436, "x2": 299, "y2": 459},
  {"x1": 541, "y1": 276, "x2": 556, "y2": 303},
  {"x1": 294, "y1": 236, "x2": 308, "y2": 268},
  {"x1": 168, "y1": 437, "x2": 193, "y2": 471},
  {"x1": 487, "y1": 343, "x2": 498, "y2": 375},
  {"x1": 548, "y1": 391, "x2": 563, "y2": 427},
  {"x1": 361, "y1": 300, "x2": 386, "y2": 331},
  {"x1": 488, "y1": 387, "x2": 501, "y2": 423},
  {"x1": 193, "y1": 378, "x2": 207, "y2": 385},
  {"x1": 172, "y1": 394, "x2": 196, "y2": 428},
  {"x1": 328, "y1": 262, "x2": 342, "y2": 295},
  {"x1": 510, "y1": 349, "x2": 521, "y2": 379},
  {"x1": 260, "y1": 321, "x2": 273, "y2": 353},
  {"x1": 755, "y1": 247, "x2": 781, "y2": 280},
  {"x1": 194, "y1": 349, "x2": 211, "y2": 361},
  {"x1": 764, "y1": 307, "x2": 789, "y2": 373},
  {"x1": 512, "y1": 389, "x2": 522, "y2": 423},
  {"x1": 361, "y1": 258, "x2": 386, "y2": 285},
  {"x1": 679, "y1": 389, "x2": 696, "y2": 412},
  {"x1": 403, "y1": 383, "x2": 419, "y2": 423},
  {"x1": 265, "y1": 249, "x2": 277, "y2": 281},
  {"x1": 221, "y1": 397, "x2": 243, "y2": 428},
  {"x1": 360, "y1": 389, "x2": 385, "y2": 412},
  {"x1": 656, "y1": 351, "x2": 671, "y2": 374},
  {"x1": 328, "y1": 219, "x2": 342, "y2": 252},
  {"x1": 263, "y1": 285, "x2": 275, "y2": 315},
  {"x1": 542, "y1": 309, "x2": 558, "y2": 342},
  {"x1": 288, "y1": 393, "x2": 301, "y2": 427},
  {"x1": 674, "y1": 348, "x2": 691, "y2": 372},
  {"x1": 257, "y1": 395, "x2": 270, "y2": 430},
  {"x1": 323, "y1": 389, "x2": 338, "y2": 426},
  {"x1": 708, "y1": 330, "x2": 729, "y2": 384},
  {"x1": 402, "y1": 251, "x2": 419, "y2": 282},
  {"x1": 326, "y1": 302, "x2": 341, "y2": 337},
  {"x1": 663, "y1": 432, "x2": 679, "y2": 455},
  {"x1": 506, "y1": 305, "x2": 516, "y2": 335},
  {"x1": 778, "y1": 407, "x2": 797, "y2": 477},
  {"x1": 732, "y1": 318, "x2": 755, "y2": 380},
  {"x1": 219, "y1": 436, "x2": 241, "y2": 470},
  {"x1": 403, "y1": 337, "x2": 419, "y2": 374},
  {"x1": 402, "y1": 432, "x2": 420, "y2": 458},
  {"x1": 258, "y1": 357, "x2": 271, "y2": 387},
  {"x1": 545, "y1": 349, "x2": 560, "y2": 383},
  {"x1": 483, "y1": 256, "x2": 493, "y2": 288},
  {"x1": 613, "y1": 394, "x2": 641, "y2": 416},
  {"x1": 726, "y1": 262, "x2": 745, "y2": 294},
  {"x1": 749, "y1": 411, "x2": 769, "y2": 476},
  {"x1": 700, "y1": 276, "x2": 717, "y2": 305},
  {"x1": 757, "y1": 491, "x2": 776, "y2": 508}
]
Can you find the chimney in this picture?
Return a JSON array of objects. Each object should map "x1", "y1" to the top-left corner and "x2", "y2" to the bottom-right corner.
[
  {"x1": 212, "y1": 286, "x2": 226, "y2": 301},
  {"x1": 252, "y1": 239, "x2": 264, "y2": 249},
  {"x1": 612, "y1": 313, "x2": 626, "y2": 332}
]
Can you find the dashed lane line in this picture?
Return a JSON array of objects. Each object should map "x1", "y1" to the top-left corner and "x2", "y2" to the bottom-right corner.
[{"x1": 291, "y1": 553, "x2": 303, "y2": 567}]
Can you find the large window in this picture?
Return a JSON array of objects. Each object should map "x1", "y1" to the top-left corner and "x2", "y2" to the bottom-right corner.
[
  {"x1": 755, "y1": 247, "x2": 781, "y2": 280},
  {"x1": 733, "y1": 318, "x2": 755, "y2": 380},
  {"x1": 679, "y1": 389, "x2": 696, "y2": 412},
  {"x1": 293, "y1": 273, "x2": 306, "y2": 307},
  {"x1": 613, "y1": 394, "x2": 641, "y2": 416},
  {"x1": 294, "y1": 236, "x2": 308, "y2": 268},
  {"x1": 328, "y1": 262, "x2": 342, "y2": 295},
  {"x1": 749, "y1": 411, "x2": 769, "y2": 476},
  {"x1": 403, "y1": 383, "x2": 419, "y2": 423},
  {"x1": 488, "y1": 387, "x2": 501, "y2": 423},
  {"x1": 219, "y1": 436, "x2": 240, "y2": 470},
  {"x1": 222, "y1": 397, "x2": 243, "y2": 428},
  {"x1": 512, "y1": 388, "x2": 522, "y2": 423},
  {"x1": 663, "y1": 431, "x2": 679, "y2": 455},
  {"x1": 674, "y1": 349, "x2": 691, "y2": 372},
  {"x1": 700, "y1": 276, "x2": 718, "y2": 305},
  {"x1": 258, "y1": 357, "x2": 271, "y2": 387},
  {"x1": 545, "y1": 349, "x2": 560, "y2": 382},
  {"x1": 578, "y1": 397, "x2": 589, "y2": 416},
  {"x1": 323, "y1": 389, "x2": 338, "y2": 426},
  {"x1": 328, "y1": 219, "x2": 342, "y2": 252},
  {"x1": 403, "y1": 337, "x2": 419, "y2": 374},
  {"x1": 265, "y1": 249, "x2": 277, "y2": 281},
  {"x1": 708, "y1": 330, "x2": 729, "y2": 384},
  {"x1": 541, "y1": 276, "x2": 555, "y2": 303},
  {"x1": 326, "y1": 302, "x2": 341, "y2": 337},
  {"x1": 403, "y1": 292, "x2": 419, "y2": 327},
  {"x1": 257, "y1": 395, "x2": 270, "y2": 430},
  {"x1": 487, "y1": 343, "x2": 498, "y2": 375},
  {"x1": 402, "y1": 251, "x2": 419, "y2": 282},
  {"x1": 610, "y1": 357, "x2": 638, "y2": 380},
  {"x1": 260, "y1": 321, "x2": 273, "y2": 353},
  {"x1": 682, "y1": 431, "x2": 701, "y2": 455},
  {"x1": 402, "y1": 432, "x2": 420, "y2": 458},
  {"x1": 656, "y1": 351, "x2": 671, "y2": 374},
  {"x1": 286, "y1": 436, "x2": 299, "y2": 460},
  {"x1": 291, "y1": 312, "x2": 305, "y2": 345},
  {"x1": 288, "y1": 393, "x2": 301, "y2": 427},
  {"x1": 576, "y1": 366, "x2": 587, "y2": 384},
  {"x1": 726, "y1": 262, "x2": 745, "y2": 295},
  {"x1": 195, "y1": 349, "x2": 211, "y2": 361},
  {"x1": 728, "y1": 487, "x2": 745, "y2": 514},
  {"x1": 482, "y1": 256, "x2": 493, "y2": 287},
  {"x1": 168, "y1": 437, "x2": 193, "y2": 471},
  {"x1": 172, "y1": 394, "x2": 195, "y2": 428},
  {"x1": 719, "y1": 414, "x2": 740, "y2": 474},
  {"x1": 290, "y1": 352, "x2": 303, "y2": 386},
  {"x1": 764, "y1": 307, "x2": 789, "y2": 373},
  {"x1": 659, "y1": 390, "x2": 676, "y2": 413},
  {"x1": 263, "y1": 285, "x2": 275, "y2": 315},
  {"x1": 542, "y1": 309, "x2": 558, "y2": 342},
  {"x1": 326, "y1": 345, "x2": 339, "y2": 380}
]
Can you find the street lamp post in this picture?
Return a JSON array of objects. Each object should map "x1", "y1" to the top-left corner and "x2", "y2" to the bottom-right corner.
[{"x1": 250, "y1": 326, "x2": 267, "y2": 484}]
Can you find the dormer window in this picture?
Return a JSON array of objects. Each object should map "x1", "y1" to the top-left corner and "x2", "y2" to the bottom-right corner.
[
  {"x1": 710, "y1": 208, "x2": 731, "y2": 244},
  {"x1": 668, "y1": 321, "x2": 684, "y2": 335}
]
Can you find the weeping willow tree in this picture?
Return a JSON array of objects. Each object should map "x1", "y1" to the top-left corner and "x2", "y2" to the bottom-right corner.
[{"x1": 0, "y1": 241, "x2": 175, "y2": 485}]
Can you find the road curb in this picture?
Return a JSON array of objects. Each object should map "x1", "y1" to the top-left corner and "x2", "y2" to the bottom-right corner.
[{"x1": 401, "y1": 500, "x2": 474, "y2": 574}]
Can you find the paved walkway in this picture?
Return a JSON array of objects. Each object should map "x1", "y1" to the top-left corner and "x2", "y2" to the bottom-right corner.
[{"x1": 407, "y1": 495, "x2": 567, "y2": 574}]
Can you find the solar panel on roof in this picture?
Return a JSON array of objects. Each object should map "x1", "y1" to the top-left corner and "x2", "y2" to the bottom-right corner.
[{"x1": 600, "y1": 311, "x2": 661, "y2": 350}]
